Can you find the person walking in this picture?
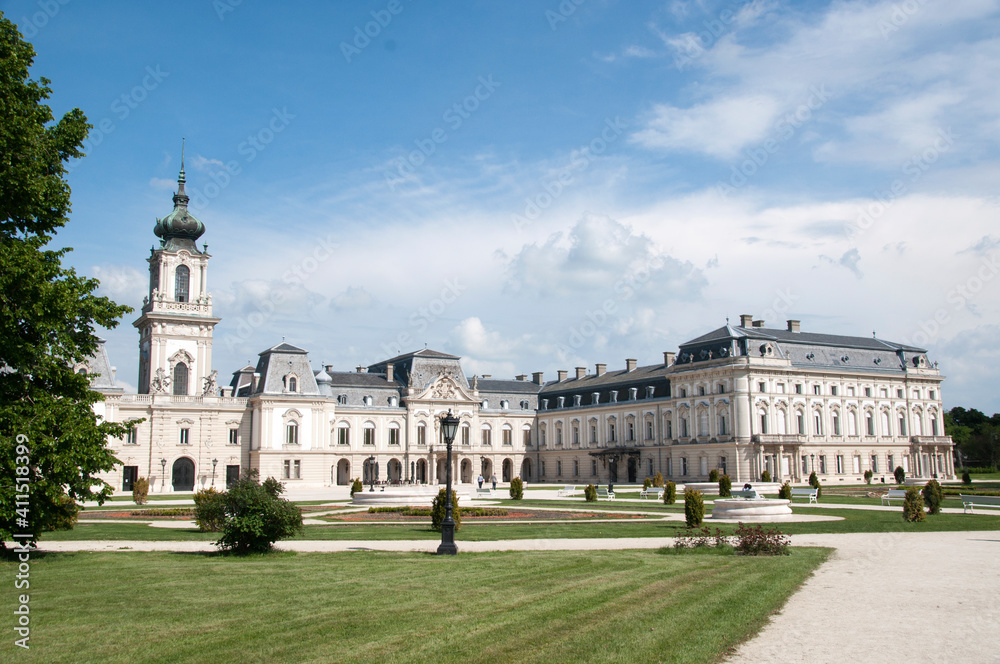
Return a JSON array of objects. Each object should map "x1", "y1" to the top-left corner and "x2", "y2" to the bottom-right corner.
[
  {"x1": 477, "y1": 473, "x2": 484, "y2": 489},
  {"x1": 491, "y1": 474, "x2": 497, "y2": 490}
]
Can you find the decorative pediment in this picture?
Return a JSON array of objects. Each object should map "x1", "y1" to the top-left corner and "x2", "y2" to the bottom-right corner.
[{"x1": 413, "y1": 375, "x2": 477, "y2": 403}]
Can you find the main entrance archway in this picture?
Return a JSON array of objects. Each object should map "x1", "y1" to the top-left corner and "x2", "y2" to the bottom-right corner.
[
  {"x1": 172, "y1": 457, "x2": 195, "y2": 491},
  {"x1": 387, "y1": 458, "x2": 402, "y2": 483},
  {"x1": 336, "y1": 459, "x2": 350, "y2": 485},
  {"x1": 502, "y1": 458, "x2": 513, "y2": 482},
  {"x1": 460, "y1": 459, "x2": 472, "y2": 484}
]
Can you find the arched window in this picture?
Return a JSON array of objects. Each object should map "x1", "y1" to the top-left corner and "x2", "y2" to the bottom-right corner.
[
  {"x1": 288, "y1": 377, "x2": 297, "y2": 392},
  {"x1": 363, "y1": 422, "x2": 376, "y2": 445},
  {"x1": 174, "y1": 265, "x2": 190, "y2": 303},
  {"x1": 286, "y1": 422, "x2": 298, "y2": 445},
  {"x1": 173, "y1": 363, "x2": 188, "y2": 396},
  {"x1": 336, "y1": 422, "x2": 350, "y2": 446}
]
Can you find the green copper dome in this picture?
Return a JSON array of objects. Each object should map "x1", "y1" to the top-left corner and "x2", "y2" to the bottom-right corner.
[{"x1": 154, "y1": 146, "x2": 205, "y2": 251}]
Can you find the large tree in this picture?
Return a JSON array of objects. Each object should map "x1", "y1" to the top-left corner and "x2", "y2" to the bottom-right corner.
[{"x1": 0, "y1": 13, "x2": 137, "y2": 545}]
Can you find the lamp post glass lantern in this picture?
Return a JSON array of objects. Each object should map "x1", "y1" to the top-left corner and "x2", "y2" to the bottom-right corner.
[{"x1": 438, "y1": 410, "x2": 460, "y2": 555}]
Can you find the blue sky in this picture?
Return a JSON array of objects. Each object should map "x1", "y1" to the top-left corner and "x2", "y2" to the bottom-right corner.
[{"x1": 7, "y1": 0, "x2": 1000, "y2": 412}]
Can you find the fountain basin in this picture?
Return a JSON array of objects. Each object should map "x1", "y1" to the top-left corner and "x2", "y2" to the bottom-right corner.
[
  {"x1": 351, "y1": 486, "x2": 467, "y2": 507},
  {"x1": 710, "y1": 498, "x2": 793, "y2": 522}
]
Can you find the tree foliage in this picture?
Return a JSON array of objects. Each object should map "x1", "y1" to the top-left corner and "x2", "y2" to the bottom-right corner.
[
  {"x1": 946, "y1": 407, "x2": 1000, "y2": 469},
  {"x1": 0, "y1": 14, "x2": 139, "y2": 546}
]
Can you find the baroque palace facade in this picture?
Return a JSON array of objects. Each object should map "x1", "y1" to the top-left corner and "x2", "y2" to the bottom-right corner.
[{"x1": 87, "y1": 167, "x2": 955, "y2": 493}]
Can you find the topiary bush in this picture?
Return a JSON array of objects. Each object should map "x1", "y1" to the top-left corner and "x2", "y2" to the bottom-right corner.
[
  {"x1": 663, "y1": 481, "x2": 676, "y2": 505},
  {"x1": 778, "y1": 482, "x2": 792, "y2": 500},
  {"x1": 132, "y1": 477, "x2": 149, "y2": 505},
  {"x1": 509, "y1": 477, "x2": 524, "y2": 500},
  {"x1": 430, "y1": 487, "x2": 461, "y2": 532},
  {"x1": 894, "y1": 466, "x2": 905, "y2": 485},
  {"x1": 903, "y1": 487, "x2": 925, "y2": 522},
  {"x1": 708, "y1": 468, "x2": 719, "y2": 482},
  {"x1": 194, "y1": 487, "x2": 226, "y2": 532},
  {"x1": 652, "y1": 472, "x2": 664, "y2": 487},
  {"x1": 216, "y1": 471, "x2": 303, "y2": 554},
  {"x1": 350, "y1": 478, "x2": 363, "y2": 497},
  {"x1": 684, "y1": 488, "x2": 704, "y2": 527},
  {"x1": 809, "y1": 471, "x2": 822, "y2": 499},
  {"x1": 922, "y1": 479, "x2": 942, "y2": 515},
  {"x1": 761, "y1": 469, "x2": 772, "y2": 483},
  {"x1": 864, "y1": 469, "x2": 873, "y2": 484},
  {"x1": 719, "y1": 474, "x2": 732, "y2": 498},
  {"x1": 584, "y1": 484, "x2": 597, "y2": 502},
  {"x1": 962, "y1": 471, "x2": 972, "y2": 485},
  {"x1": 643, "y1": 477, "x2": 652, "y2": 489}
]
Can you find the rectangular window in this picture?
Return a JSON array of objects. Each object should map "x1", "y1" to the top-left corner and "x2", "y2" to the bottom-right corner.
[
  {"x1": 852, "y1": 455, "x2": 861, "y2": 474},
  {"x1": 718, "y1": 383, "x2": 725, "y2": 394},
  {"x1": 718, "y1": 416, "x2": 727, "y2": 436},
  {"x1": 226, "y1": 465, "x2": 240, "y2": 487},
  {"x1": 880, "y1": 388, "x2": 888, "y2": 398},
  {"x1": 556, "y1": 428, "x2": 563, "y2": 446},
  {"x1": 179, "y1": 428, "x2": 190, "y2": 445},
  {"x1": 417, "y1": 427, "x2": 426, "y2": 446},
  {"x1": 282, "y1": 460, "x2": 291, "y2": 479},
  {"x1": 122, "y1": 466, "x2": 139, "y2": 491},
  {"x1": 758, "y1": 382, "x2": 766, "y2": 393},
  {"x1": 573, "y1": 426, "x2": 580, "y2": 445},
  {"x1": 698, "y1": 386, "x2": 706, "y2": 396},
  {"x1": 540, "y1": 460, "x2": 545, "y2": 477},
  {"x1": 865, "y1": 387, "x2": 873, "y2": 397},
  {"x1": 590, "y1": 425, "x2": 597, "y2": 444},
  {"x1": 848, "y1": 386, "x2": 856, "y2": 397},
  {"x1": 389, "y1": 428, "x2": 400, "y2": 446},
  {"x1": 801, "y1": 457, "x2": 808, "y2": 473},
  {"x1": 897, "y1": 388, "x2": 904, "y2": 398},
  {"x1": 573, "y1": 460, "x2": 579, "y2": 477},
  {"x1": 363, "y1": 428, "x2": 375, "y2": 446},
  {"x1": 796, "y1": 413, "x2": 805, "y2": 435},
  {"x1": 866, "y1": 415, "x2": 875, "y2": 437},
  {"x1": 462, "y1": 426, "x2": 470, "y2": 446},
  {"x1": 666, "y1": 420, "x2": 673, "y2": 439},
  {"x1": 831, "y1": 385, "x2": 839, "y2": 396},
  {"x1": 719, "y1": 456, "x2": 727, "y2": 475},
  {"x1": 776, "y1": 383, "x2": 785, "y2": 394},
  {"x1": 481, "y1": 428, "x2": 491, "y2": 446},
  {"x1": 836, "y1": 455, "x2": 844, "y2": 474},
  {"x1": 503, "y1": 428, "x2": 512, "y2": 446},
  {"x1": 608, "y1": 424, "x2": 616, "y2": 443},
  {"x1": 819, "y1": 456, "x2": 827, "y2": 474},
  {"x1": 523, "y1": 428, "x2": 531, "y2": 446},
  {"x1": 813, "y1": 385, "x2": 821, "y2": 395},
  {"x1": 293, "y1": 460, "x2": 301, "y2": 479},
  {"x1": 929, "y1": 390, "x2": 936, "y2": 400},
  {"x1": 833, "y1": 414, "x2": 841, "y2": 435},
  {"x1": 871, "y1": 455, "x2": 878, "y2": 473},
  {"x1": 814, "y1": 413, "x2": 823, "y2": 436},
  {"x1": 795, "y1": 384, "x2": 803, "y2": 395},
  {"x1": 899, "y1": 416, "x2": 907, "y2": 436},
  {"x1": 556, "y1": 461, "x2": 562, "y2": 476},
  {"x1": 126, "y1": 428, "x2": 137, "y2": 445},
  {"x1": 591, "y1": 459, "x2": 597, "y2": 476},
  {"x1": 649, "y1": 458, "x2": 655, "y2": 475},
  {"x1": 627, "y1": 422, "x2": 635, "y2": 442},
  {"x1": 681, "y1": 457, "x2": 688, "y2": 476},
  {"x1": 286, "y1": 424, "x2": 298, "y2": 446},
  {"x1": 888, "y1": 454, "x2": 895, "y2": 471},
  {"x1": 228, "y1": 429, "x2": 239, "y2": 445},
  {"x1": 646, "y1": 421, "x2": 654, "y2": 440},
  {"x1": 338, "y1": 427, "x2": 350, "y2": 446}
]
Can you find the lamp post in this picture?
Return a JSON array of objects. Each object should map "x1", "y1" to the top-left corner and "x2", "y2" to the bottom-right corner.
[
  {"x1": 368, "y1": 455, "x2": 376, "y2": 492},
  {"x1": 437, "y1": 410, "x2": 460, "y2": 555},
  {"x1": 160, "y1": 458, "x2": 167, "y2": 492},
  {"x1": 211, "y1": 458, "x2": 218, "y2": 486}
]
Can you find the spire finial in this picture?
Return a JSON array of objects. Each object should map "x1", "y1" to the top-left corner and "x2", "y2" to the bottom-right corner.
[{"x1": 173, "y1": 138, "x2": 189, "y2": 207}]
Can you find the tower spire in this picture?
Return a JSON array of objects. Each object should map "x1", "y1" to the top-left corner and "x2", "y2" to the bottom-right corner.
[{"x1": 175, "y1": 138, "x2": 188, "y2": 205}]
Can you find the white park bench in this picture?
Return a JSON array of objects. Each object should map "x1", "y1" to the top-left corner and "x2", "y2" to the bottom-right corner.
[
  {"x1": 881, "y1": 489, "x2": 909, "y2": 505},
  {"x1": 640, "y1": 486, "x2": 663, "y2": 499},
  {"x1": 596, "y1": 487, "x2": 615, "y2": 500},
  {"x1": 959, "y1": 494, "x2": 1000, "y2": 514},
  {"x1": 556, "y1": 485, "x2": 577, "y2": 497},
  {"x1": 730, "y1": 489, "x2": 759, "y2": 499},
  {"x1": 790, "y1": 488, "x2": 818, "y2": 503}
]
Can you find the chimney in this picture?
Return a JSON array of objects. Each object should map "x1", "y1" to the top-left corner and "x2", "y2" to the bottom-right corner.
[
  {"x1": 515, "y1": 374, "x2": 527, "y2": 381},
  {"x1": 739, "y1": 314, "x2": 753, "y2": 327},
  {"x1": 557, "y1": 370, "x2": 568, "y2": 382},
  {"x1": 324, "y1": 364, "x2": 334, "y2": 373},
  {"x1": 532, "y1": 371, "x2": 544, "y2": 385},
  {"x1": 385, "y1": 364, "x2": 394, "y2": 382},
  {"x1": 625, "y1": 358, "x2": 637, "y2": 372},
  {"x1": 787, "y1": 319, "x2": 800, "y2": 333},
  {"x1": 595, "y1": 363, "x2": 606, "y2": 376},
  {"x1": 663, "y1": 351, "x2": 676, "y2": 366},
  {"x1": 575, "y1": 367, "x2": 587, "y2": 379},
  {"x1": 356, "y1": 366, "x2": 368, "y2": 373},
  {"x1": 752, "y1": 320, "x2": 764, "y2": 328},
  {"x1": 481, "y1": 374, "x2": 491, "y2": 380}
]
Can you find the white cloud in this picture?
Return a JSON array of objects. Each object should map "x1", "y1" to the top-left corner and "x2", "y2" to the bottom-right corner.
[
  {"x1": 92, "y1": 264, "x2": 147, "y2": 304},
  {"x1": 149, "y1": 177, "x2": 175, "y2": 190},
  {"x1": 330, "y1": 286, "x2": 374, "y2": 311},
  {"x1": 191, "y1": 155, "x2": 226, "y2": 171},
  {"x1": 630, "y1": 94, "x2": 781, "y2": 159}
]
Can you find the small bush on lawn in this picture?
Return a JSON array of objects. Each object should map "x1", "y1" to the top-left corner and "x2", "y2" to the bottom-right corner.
[
  {"x1": 132, "y1": 477, "x2": 149, "y2": 505},
  {"x1": 46, "y1": 494, "x2": 79, "y2": 532},
  {"x1": 903, "y1": 487, "x2": 925, "y2": 522},
  {"x1": 809, "y1": 471, "x2": 822, "y2": 499},
  {"x1": 129, "y1": 508, "x2": 192, "y2": 517},
  {"x1": 216, "y1": 471, "x2": 303, "y2": 555},
  {"x1": 194, "y1": 487, "x2": 226, "y2": 532},
  {"x1": 761, "y1": 469, "x2": 772, "y2": 483},
  {"x1": 962, "y1": 471, "x2": 972, "y2": 485},
  {"x1": 643, "y1": 477, "x2": 652, "y2": 489},
  {"x1": 778, "y1": 482, "x2": 792, "y2": 500},
  {"x1": 734, "y1": 523, "x2": 790, "y2": 556},
  {"x1": 864, "y1": 469, "x2": 873, "y2": 484},
  {"x1": 430, "y1": 488, "x2": 461, "y2": 532},
  {"x1": 652, "y1": 472, "x2": 664, "y2": 487},
  {"x1": 584, "y1": 484, "x2": 598, "y2": 502},
  {"x1": 350, "y1": 478, "x2": 363, "y2": 497},
  {"x1": 684, "y1": 488, "x2": 704, "y2": 527},
  {"x1": 922, "y1": 479, "x2": 942, "y2": 515},
  {"x1": 708, "y1": 469, "x2": 720, "y2": 482},
  {"x1": 674, "y1": 526, "x2": 731, "y2": 550},
  {"x1": 894, "y1": 466, "x2": 906, "y2": 484},
  {"x1": 719, "y1": 474, "x2": 732, "y2": 498},
  {"x1": 509, "y1": 477, "x2": 524, "y2": 500},
  {"x1": 663, "y1": 481, "x2": 676, "y2": 505}
]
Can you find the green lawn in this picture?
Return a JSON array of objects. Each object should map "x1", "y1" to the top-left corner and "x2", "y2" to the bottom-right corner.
[{"x1": 5, "y1": 548, "x2": 829, "y2": 664}]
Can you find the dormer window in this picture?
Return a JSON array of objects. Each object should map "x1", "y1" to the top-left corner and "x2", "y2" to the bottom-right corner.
[
  {"x1": 364, "y1": 395, "x2": 373, "y2": 407},
  {"x1": 501, "y1": 400, "x2": 509, "y2": 410},
  {"x1": 610, "y1": 391, "x2": 618, "y2": 403},
  {"x1": 574, "y1": 394, "x2": 582, "y2": 406},
  {"x1": 629, "y1": 387, "x2": 638, "y2": 400},
  {"x1": 288, "y1": 377, "x2": 297, "y2": 392},
  {"x1": 557, "y1": 397, "x2": 565, "y2": 408},
  {"x1": 174, "y1": 265, "x2": 190, "y2": 303},
  {"x1": 591, "y1": 392, "x2": 600, "y2": 404},
  {"x1": 337, "y1": 394, "x2": 348, "y2": 405}
]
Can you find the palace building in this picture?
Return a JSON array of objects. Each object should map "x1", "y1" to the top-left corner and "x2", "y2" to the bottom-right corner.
[{"x1": 87, "y1": 167, "x2": 955, "y2": 493}]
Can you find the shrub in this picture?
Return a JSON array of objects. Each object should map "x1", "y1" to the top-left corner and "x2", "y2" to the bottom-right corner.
[
  {"x1": 652, "y1": 472, "x2": 664, "y2": 487},
  {"x1": 350, "y1": 478, "x2": 363, "y2": 497},
  {"x1": 132, "y1": 477, "x2": 149, "y2": 505},
  {"x1": 864, "y1": 469, "x2": 873, "y2": 484},
  {"x1": 894, "y1": 466, "x2": 905, "y2": 485},
  {"x1": 684, "y1": 488, "x2": 704, "y2": 527},
  {"x1": 216, "y1": 471, "x2": 303, "y2": 554},
  {"x1": 922, "y1": 479, "x2": 942, "y2": 515},
  {"x1": 663, "y1": 481, "x2": 676, "y2": 505},
  {"x1": 643, "y1": 477, "x2": 652, "y2": 489},
  {"x1": 674, "y1": 526, "x2": 730, "y2": 550},
  {"x1": 734, "y1": 523, "x2": 790, "y2": 556},
  {"x1": 45, "y1": 494, "x2": 79, "y2": 532},
  {"x1": 761, "y1": 469, "x2": 772, "y2": 483},
  {"x1": 194, "y1": 487, "x2": 226, "y2": 532},
  {"x1": 708, "y1": 469, "x2": 720, "y2": 482},
  {"x1": 430, "y1": 487, "x2": 461, "y2": 532},
  {"x1": 509, "y1": 477, "x2": 524, "y2": 500},
  {"x1": 903, "y1": 487, "x2": 925, "y2": 522},
  {"x1": 962, "y1": 471, "x2": 972, "y2": 485},
  {"x1": 584, "y1": 484, "x2": 597, "y2": 502},
  {"x1": 778, "y1": 482, "x2": 792, "y2": 500},
  {"x1": 719, "y1": 474, "x2": 732, "y2": 498},
  {"x1": 809, "y1": 471, "x2": 822, "y2": 499}
]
